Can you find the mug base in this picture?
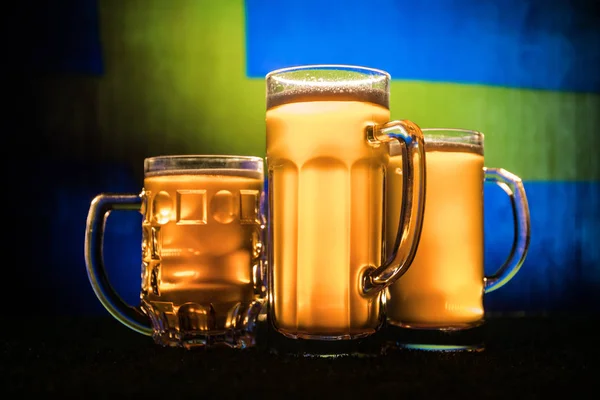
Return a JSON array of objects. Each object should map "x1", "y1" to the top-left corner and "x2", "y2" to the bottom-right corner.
[
  {"x1": 153, "y1": 330, "x2": 256, "y2": 350},
  {"x1": 146, "y1": 300, "x2": 263, "y2": 350},
  {"x1": 262, "y1": 323, "x2": 386, "y2": 358},
  {"x1": 383, "y1": 319, "x2": 486, "y2": 353}
]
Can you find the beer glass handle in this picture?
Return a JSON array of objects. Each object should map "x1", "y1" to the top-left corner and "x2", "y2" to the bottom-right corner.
[
  {"x1": 362, "y1": 120, "x2": 427, "y2": 295},
  {"x1": 84, "y1": 194, "x2": 153, "y2": 336},
  {"x1": 255, "y1": 185, "x2": 269, "y2": 298},
  {"x1": 483, "y1": 168, "x2": 531, "y2": 293}
]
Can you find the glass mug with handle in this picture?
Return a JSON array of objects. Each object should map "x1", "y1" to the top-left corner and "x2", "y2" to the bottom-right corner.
[
  {"x1": 385, "y1": 129, "x2": 531, "y2": 351},
  {"x1": 85, "y1": 155, "x2": 266, "y2": 349},
  {"x1": 265, "y1": 65, "x2": 426, "y2": 355}
]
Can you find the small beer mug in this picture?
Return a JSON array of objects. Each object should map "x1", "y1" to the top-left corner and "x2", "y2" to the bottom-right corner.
[
  {"x1": 84, "y1": 155, "x2": 266, "y2": 349},
  {"x1": 385, "y1": 129, "x2": 531, "y2": 351}
]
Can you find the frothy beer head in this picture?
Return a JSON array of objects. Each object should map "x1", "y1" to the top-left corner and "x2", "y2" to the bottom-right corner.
[
  {"x1": 266, "y1": 66, "x2": 390, "y2": 109},
  {"x1": 388, "y1": 132, "x2": 484, "y2": 156},
  {"x1": 145, "y1": 167, "x2": 264, "y2": 180}
]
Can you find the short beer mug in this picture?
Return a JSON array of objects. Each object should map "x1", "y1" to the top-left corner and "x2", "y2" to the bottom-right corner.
[
  {"x1": 85, "y1": 155, "x2": 266, "y2": 349},
  {"x1": 385, "y1": 129, "x2": 531, "y2": 351}
]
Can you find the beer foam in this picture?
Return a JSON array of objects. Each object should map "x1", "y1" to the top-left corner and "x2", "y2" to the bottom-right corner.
[
  {"x1": 145, "y1": 168, "x2": 264, "y2": 180},
  {"x1": 389, "y1": 140, "x2": 483, "y2": 156},
  {"x1": 267, "y1": 87, "x2": 389, "y2": 109},
  {"x1": 425, "y1": 141, "x2": 483, "y2": 155}
]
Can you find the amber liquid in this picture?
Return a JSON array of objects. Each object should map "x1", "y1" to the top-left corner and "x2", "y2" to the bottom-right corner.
[
  {"x1": 267, "y1": 95, "x2": 390, "y2": 339},
  {"x1": 386, "y1": 144, "x2": 485, "y2": 327},
  {"x1": 140, "y1": 169, "x2": 263, "y2": 336}
]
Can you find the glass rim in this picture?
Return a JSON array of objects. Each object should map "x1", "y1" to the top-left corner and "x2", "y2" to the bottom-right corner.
[
  {"x1": 266, "y1": 64, "x2": 391, "y2": 109},
  {"x1": 266, "y1": 64, "x2": 390, "y2": 80},
  {"x1": 421, "y1": 128, "x2": 483, "y2": 138},
  {"x1": 144, "y1": 154, "x2": 263, "y2": 164},
  {"x1": 144, "y1": 154, "x2": 264, "y2": 175},
  {"x1": 421, "y1": 128, "x2": 484, "y2": 144}
]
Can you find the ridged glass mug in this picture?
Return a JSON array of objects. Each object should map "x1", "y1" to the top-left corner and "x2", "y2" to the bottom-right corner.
[{"x1": 85, "y1": 155, "x2": 266, "y2": 349}]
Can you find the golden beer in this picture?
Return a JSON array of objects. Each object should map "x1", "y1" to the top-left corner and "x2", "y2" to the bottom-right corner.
[
  {"x1": 267, "y1": 93, "x2": 390, "y2": 338},
  {"x1": 141, "y1": 169, "x2": 264, "y2": 336},
  {"x1": 386, "y1": 143, "x2": 485, "y2": 327}
]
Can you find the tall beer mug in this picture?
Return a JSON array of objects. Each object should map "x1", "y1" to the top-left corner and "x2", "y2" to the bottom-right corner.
[{"x1": 265, "y1": 65, "x2": 426, "y2": 352}]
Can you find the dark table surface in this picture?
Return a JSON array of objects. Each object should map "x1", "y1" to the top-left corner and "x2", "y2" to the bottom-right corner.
[{"x1": 2, "y1": 314, "x2": 598, "y2": 397}]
